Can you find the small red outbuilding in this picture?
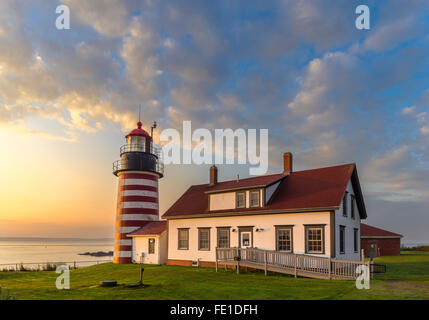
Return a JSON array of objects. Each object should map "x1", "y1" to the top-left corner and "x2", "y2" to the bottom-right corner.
[{"x1": 361, "y1": 223, "x2": 403, "y2": 257}]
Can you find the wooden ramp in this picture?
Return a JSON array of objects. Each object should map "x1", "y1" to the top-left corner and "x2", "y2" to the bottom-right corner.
[{"x1": 216, "y1": 248, "x2": 369, "y2": 280}]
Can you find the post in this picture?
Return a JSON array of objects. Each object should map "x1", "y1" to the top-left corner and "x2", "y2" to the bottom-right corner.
[
  {"x1": 294, "y1": 254, "x2": 297, "y2": 278},
  {"x1": 74, "y1": 261, "x2": 76, "y2": 269},
  {"x1": 369, "y1": 260, "x2": 374, "y2": 280},
  {"x1": 236, "y1": 259, "x2": 240, "y2": 275},
  {"x1": 215, "y1": 248, "x2": 218, "y2": 272},
  {"x1": 361, "y1": 248, "x2": 365, "y2": 262},
  {"x1": 140, "y1": 267, "x2": 144, "y2": 285},
  {"x1": 328, "y1": 257, "x2": 332, "y2": 280},
  {"x1": 264, "y1": 250, "x2": 268, "y2": 276}
]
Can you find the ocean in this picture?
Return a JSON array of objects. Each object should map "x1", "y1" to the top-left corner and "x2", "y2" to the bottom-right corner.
[{"x1": 0, "y1": 238, "x2": 114, "y2": 266}]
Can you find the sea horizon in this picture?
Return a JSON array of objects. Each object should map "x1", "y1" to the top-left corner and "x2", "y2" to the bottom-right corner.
[
  {"x1": 0, "y1": 238, "x2": 114, "y2": 265},
  {"x1": 0, "y1": 237, "x2": 114, "y2": 241}
]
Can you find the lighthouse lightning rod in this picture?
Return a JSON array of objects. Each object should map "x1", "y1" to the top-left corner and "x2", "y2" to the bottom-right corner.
[{"x1": 151, "y1": 121, "x2": 157, "y2": 137}]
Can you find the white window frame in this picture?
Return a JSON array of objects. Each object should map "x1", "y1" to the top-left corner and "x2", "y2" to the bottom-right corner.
[
  {"x1": 305, "y1": 226, "x2": 324, "y2": 254},
  {"x1": 178, "y1": 228, "x2": 189, "y2": 250},
  {"x1": 276, "y1": 227, "x2": 293, "y2": 252},
  {"x1": 249, "y1": 190, "x2": 260, "y2": 207},
  {"x1": 236, "y1": 191, "x2": 246, "y2": 208}
]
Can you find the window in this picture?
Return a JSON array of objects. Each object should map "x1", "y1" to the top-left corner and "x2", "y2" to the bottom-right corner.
[
  {"x1": 351, "y1": 195, "x2": 356, "y2": 219},
  {"x1": 343, "y1": 191, "x2": 348, "y2": 217},
  {"x1": 217, "y1": 228, "x2": 230, "y2": 248},
  {"x1": 249, "y1": 190, "x2": 260, "y2": 207},
  {"x1": 198, "y1": 228, "x2": 210, "y2": 251},
  {"x1": 354, "y1": 228, "x2": 359, "y2": 253},
  {"x1": 148, "y1": 238, "x2": 155, "y2": 254},
  {"x1": 239, "y1": 227, "x2": 253, "y2": 248},
  {"x1": 339, "y1": 226, "x2": 346, "y2": 254},
  {"x1": 305, "y1": 226, "x2": 324, "y2": 254},
  {"x1": 241, "y1": 232, "x2": 251, "y2": 247},
  {"x1": 178, "y1": 228, "x2": 189, "y2": 250},
  {"x1": 276, "y1": 227, "x2": 293, "y2": 252},
  {"x1": 236, "y1": 192, "x2": 246, "y2": 208}
]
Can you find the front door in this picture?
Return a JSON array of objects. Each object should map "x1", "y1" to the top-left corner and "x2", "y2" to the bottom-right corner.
[
  {"x1": 369, "y1": 242, "x2": 378, "y2": 258},
  {"x1": 240, "y1": 231, "x2": 252, "y2": 248}
]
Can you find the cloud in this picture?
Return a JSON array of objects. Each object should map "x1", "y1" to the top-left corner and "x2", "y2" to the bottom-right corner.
[
  {"x1": 402, "y1": 106, "x2": 416, "y2": 115},
  {"x1": 0, "y1": 1, "x2": 428, "y2": 198},
  {"x1": 420, "y1": 126, "x2": 429, "y2": 136},
  {"x1": 364, "y1": 17, "x2": 417, "y2": 52},
  {"x1": 62, "y1": 0, "x2": 134, "y2": 37}
]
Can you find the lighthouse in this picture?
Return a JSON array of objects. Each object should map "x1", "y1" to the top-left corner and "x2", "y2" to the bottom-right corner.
[{"x1": 112, "y1": 121, "x2": 164, "y2": 263}]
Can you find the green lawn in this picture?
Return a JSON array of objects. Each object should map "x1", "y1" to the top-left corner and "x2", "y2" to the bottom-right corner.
[{"x1": 1, "y1": 253, "x2": 429, "y2": 300}]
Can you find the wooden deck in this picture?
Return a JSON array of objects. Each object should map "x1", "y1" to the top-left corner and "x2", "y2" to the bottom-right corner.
[{"x1": 216, "y1": 247, "x2": 369, "y2": 280}]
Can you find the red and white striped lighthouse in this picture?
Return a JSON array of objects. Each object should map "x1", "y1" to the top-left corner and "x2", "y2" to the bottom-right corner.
[{"x1": 112, "y1": 121, "x2": 164, "y2": 263}]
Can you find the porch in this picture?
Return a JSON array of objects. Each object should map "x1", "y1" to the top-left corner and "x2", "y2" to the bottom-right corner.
[{"x1": 216, "y1": 247, "x2": 369, "y2": 280}]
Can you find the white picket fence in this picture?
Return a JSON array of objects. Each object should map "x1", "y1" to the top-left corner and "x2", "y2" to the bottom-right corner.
[{"x1": 0, "y1": 259, "x2": 112, "y2": 272}]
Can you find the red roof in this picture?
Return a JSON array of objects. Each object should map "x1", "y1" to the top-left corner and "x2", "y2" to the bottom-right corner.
[
  {"x1": 162, "y1": 163, "x2": 367, "y2": 219},
  {"x1": 206, "y1": 173, "x2": 285, "y2": 193},
  {"x1": 361, "y1": 223, "x2": 402, "y2": 238},
  {"x1": 125, "y1": 121, "x2": 152, "y2": 139},
  {"x1": 127, "y1": 221, "x2": 167, "y2": 236}
]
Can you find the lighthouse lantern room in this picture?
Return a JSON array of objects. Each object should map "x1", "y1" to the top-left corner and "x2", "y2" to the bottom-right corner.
[{"x1": 112, "y1": 121, "x2": 164, "y2": 264}]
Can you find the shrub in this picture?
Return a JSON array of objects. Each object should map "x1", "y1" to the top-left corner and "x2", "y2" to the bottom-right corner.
[{"x1": 401, "y1": 246, "x2": 429, "y2": 252}]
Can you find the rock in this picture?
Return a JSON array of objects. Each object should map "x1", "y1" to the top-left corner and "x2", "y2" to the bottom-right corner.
[{"x1": 78, "y1": 251, "x2": 113, "y2": 257}]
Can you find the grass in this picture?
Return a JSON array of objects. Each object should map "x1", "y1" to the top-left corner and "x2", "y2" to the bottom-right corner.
[{"x1": 0, "y1": 253, "x2": 428, "y2": 300}]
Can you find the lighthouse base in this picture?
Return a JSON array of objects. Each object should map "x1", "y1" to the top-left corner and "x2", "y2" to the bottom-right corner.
[{"x1": 113, "y1": 257, "x2": 132, "y2": 264}]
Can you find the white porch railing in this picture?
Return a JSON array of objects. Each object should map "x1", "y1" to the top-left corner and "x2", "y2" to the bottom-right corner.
[{"x1": 216, "y1": 247, "x2": 369, "y2": 280}]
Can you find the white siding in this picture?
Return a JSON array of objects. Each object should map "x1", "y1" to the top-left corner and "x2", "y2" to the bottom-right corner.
[
  {"x1": 209, "y1": 192, "x2": 235, "y2": 210},
  {"x1": 335, "y1": 180, "x2": 362, "y2": 261},
  {"x1": 132, "y1": 232, "x2": 168, "y2": 264},
  {"x1": 159, "y1": 231, "x2": 168, "y2": 264},
  {"x1": 167, "y1": 212, "x2": 332, "y2": 263},
  {"x1": 209, "y1": 189, "x2": 264, "y2": 210}
]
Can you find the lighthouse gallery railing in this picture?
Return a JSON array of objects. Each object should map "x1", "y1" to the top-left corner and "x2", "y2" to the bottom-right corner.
[{"x1": 113, "y1": 143, "x2": 164, "y2": 175}]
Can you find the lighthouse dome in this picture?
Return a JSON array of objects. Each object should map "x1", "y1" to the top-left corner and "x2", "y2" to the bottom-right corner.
[{"x1": 125, "y1": 121, "x2": 152, "y2": 140}]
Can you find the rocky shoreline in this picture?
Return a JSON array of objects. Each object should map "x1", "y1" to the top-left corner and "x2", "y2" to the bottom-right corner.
[{"x1": 78, "y1": 251, "x2": 113, "y2": 257}]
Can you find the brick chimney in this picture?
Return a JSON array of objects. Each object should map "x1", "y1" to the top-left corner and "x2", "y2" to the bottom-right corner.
[
  {"x1": 210, "y1": 165, "x2": 218, "y2": 185},
  {"x1": 283, "y1": 152, "x2": 293, "y2": 174}
]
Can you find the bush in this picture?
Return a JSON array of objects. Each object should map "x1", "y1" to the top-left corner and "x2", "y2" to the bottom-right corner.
[
  {"x1": 19, "y1": 263, "x2": 28, "y2": 272},
  {"x1": 401, "y1": 246, "x2": 429, "y2": 252},
  {"x1": 44, "y1": 263, "x2": 58, "y2": 271}
]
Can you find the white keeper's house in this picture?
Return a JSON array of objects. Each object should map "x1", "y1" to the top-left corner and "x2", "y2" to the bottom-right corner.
[{"x1": 128, "y1": 152, "x2": 367, "y2": 266}]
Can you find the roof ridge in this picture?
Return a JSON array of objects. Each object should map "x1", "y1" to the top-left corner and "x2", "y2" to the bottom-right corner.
[
  {"x1": 292, "y1": 163, "x2": 355, "y2": 174},
  {"x1": 361, "y1": 223, "x2": 402, "y2": 237},
  {"x1": 188, "y1": 172, "x2": 286, "y2": 188},
  {"x1": 182, "y1": 163, "x2": 355, "y2": 189}
]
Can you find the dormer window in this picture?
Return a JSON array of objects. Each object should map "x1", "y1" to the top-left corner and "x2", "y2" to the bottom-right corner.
[
  {"x1": 236, "y1": 192, "x2": 246, "y2": 208},
  {"x1": 250, "y1": 190, "x2": 260, "y2": 207}
]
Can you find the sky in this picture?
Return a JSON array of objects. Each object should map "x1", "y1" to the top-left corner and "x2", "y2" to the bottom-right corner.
[{"x1": 0, "y1": 0, "x2": 428, "y2": 243}]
